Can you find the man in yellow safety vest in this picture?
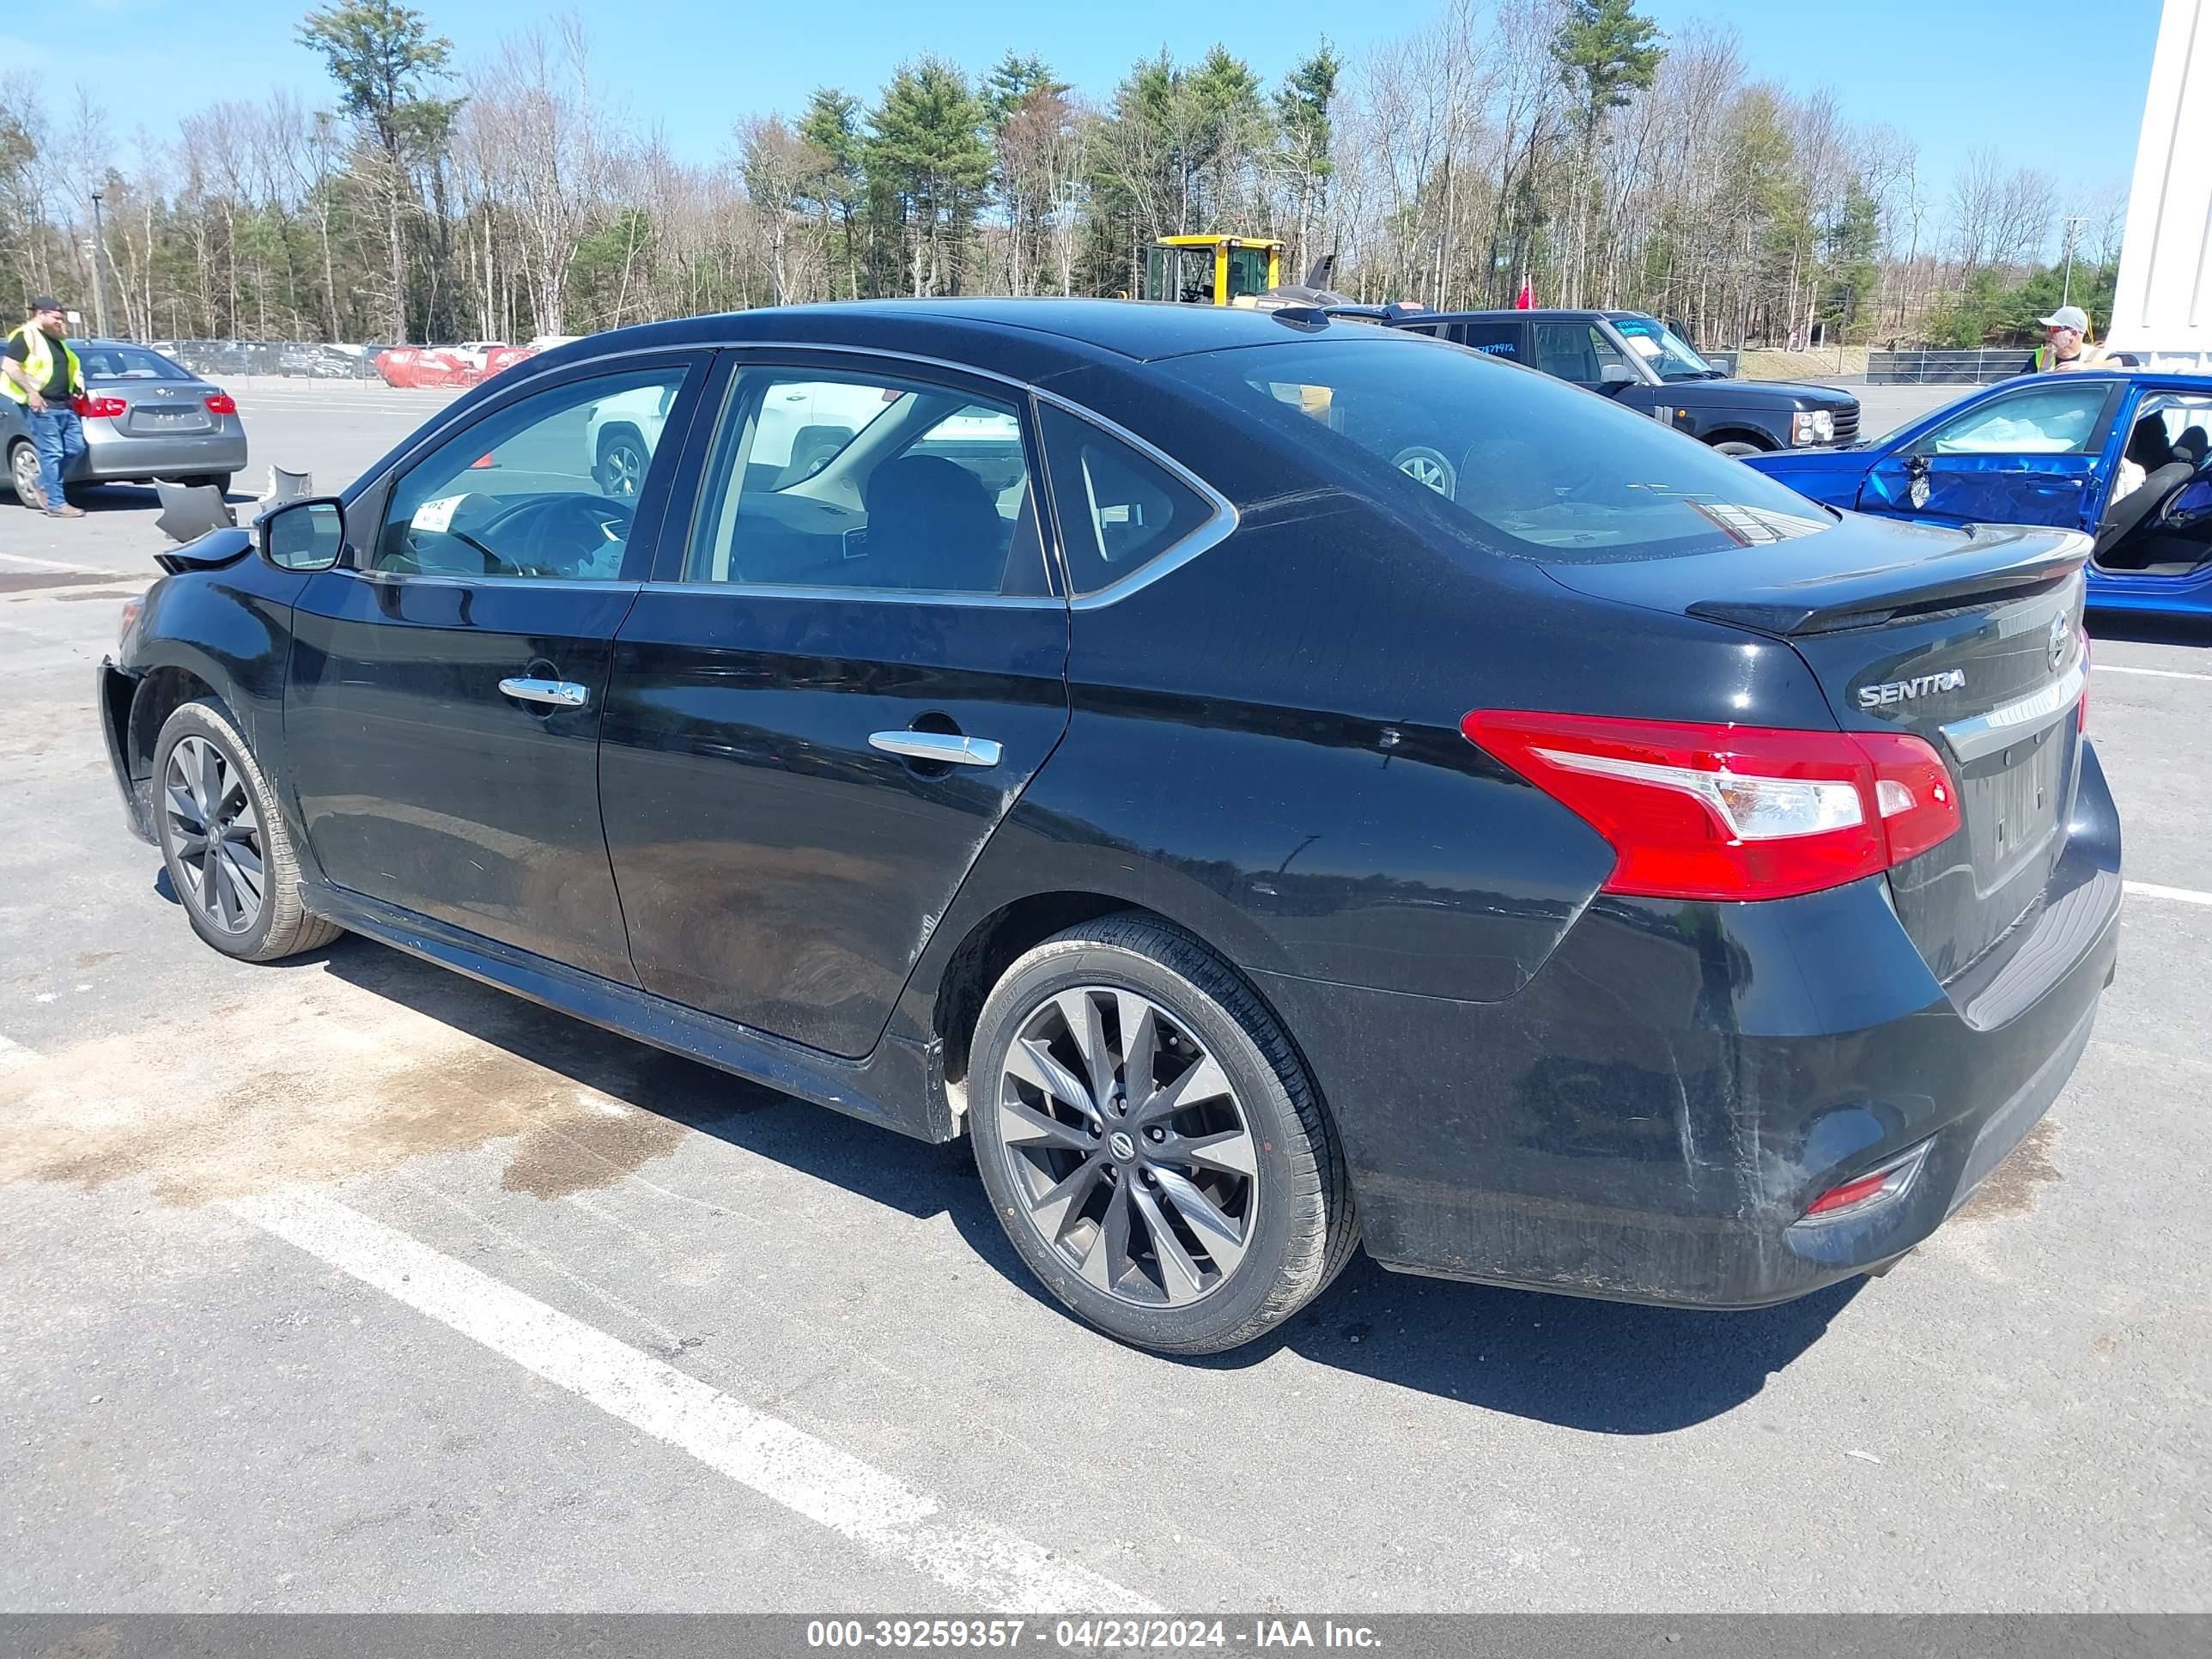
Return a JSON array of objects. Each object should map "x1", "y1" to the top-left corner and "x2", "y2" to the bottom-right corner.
[
  {"x1": 2031, "y1": 304, "x2": 2109, "y2": 374},
  {"x1": 3, "y1": 296, "x2": 89, "y2": 518}
]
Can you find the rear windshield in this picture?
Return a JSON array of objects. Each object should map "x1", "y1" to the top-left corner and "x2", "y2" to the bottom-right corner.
[
  {"x1": 77, "y1": 345, "x2": 192, "y2": 381},
  {"x1": 1160, "y1": 335, "x2": 1832, "y2": 563}
]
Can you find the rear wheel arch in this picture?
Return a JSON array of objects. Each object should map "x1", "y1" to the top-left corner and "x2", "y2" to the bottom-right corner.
[{"x1": 930, "y1": 893, "x2": 1332, "y2": 1144}]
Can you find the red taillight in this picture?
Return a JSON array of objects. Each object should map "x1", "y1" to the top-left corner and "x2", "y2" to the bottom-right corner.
[
  {"x1": 73, "y1": 393, "x2": 128, "y2": 418},
  {"x1": 1462, "y1": 710, "x2": 1963, "y2": 902},
  {"x1": 204, "y1": 392, "x2": 237, "y2": 416},
  {"x1": 1804, "y1": 1143, "x2": 1930, "y2": 1219},
  {"x1": 1806, "y1": 1170, "x2": 1892, "y2": 1215}
]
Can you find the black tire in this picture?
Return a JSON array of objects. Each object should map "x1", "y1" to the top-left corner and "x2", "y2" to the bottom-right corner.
[
  {"x1": 152, "y1": 697, "x2": 342, "y2": 963},
  {"x1": 969, "y1": 915, "x2": 1357, "y2": 1354},
  {"x1": 1713, "y1": 440, "x2": 1765, "y2": 459}
]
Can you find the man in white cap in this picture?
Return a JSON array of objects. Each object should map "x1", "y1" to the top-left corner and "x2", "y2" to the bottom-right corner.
[{"x1": 2033, "y1": 304, "x2": 2108, "y2": 373}]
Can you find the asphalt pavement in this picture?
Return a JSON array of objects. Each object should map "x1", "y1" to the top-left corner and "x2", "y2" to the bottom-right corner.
[{"x1": 1, "y1": 380, "x2": 2206, "y2": 1614}]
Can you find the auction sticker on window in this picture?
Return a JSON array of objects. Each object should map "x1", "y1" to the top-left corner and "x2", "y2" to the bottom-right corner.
[{"x1": 411, "y1": 495, "x2": 466, "y2": 534}]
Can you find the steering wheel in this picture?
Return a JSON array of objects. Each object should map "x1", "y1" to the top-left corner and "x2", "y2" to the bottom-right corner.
[{"x1": 480, "y1": 492, "x2": 635, "y2": 576}]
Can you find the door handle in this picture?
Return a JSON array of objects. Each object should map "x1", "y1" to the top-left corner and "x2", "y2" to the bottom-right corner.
[
  {"x1": 869, "y1": 730, "x2": 1002, "y2": 768},
  {"x1": 498, "y1": 676, "x2": 590, "y2": 709}
]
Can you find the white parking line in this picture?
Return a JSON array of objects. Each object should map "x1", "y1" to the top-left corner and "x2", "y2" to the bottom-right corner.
[
  {"x1": 229, "y1": 1190, "x2": 1159, "y2": 1614},
  {"x1": 2095, "y1": 665, "x2": 2212, "y2": 683},
  {"x1": 2125, "y1": 880, "x2": 2212, "y2": 907},
  {"x1": 0, "y1": 550, "x2": 101, "y2": 573}
]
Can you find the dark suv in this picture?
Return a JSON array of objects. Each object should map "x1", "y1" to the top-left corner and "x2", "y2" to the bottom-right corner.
[
  {"x1": 1375, "y1": 307, "x2": 1860, "y2": 455},
  {"x1": 100, "y1": 301, "x2": 2115, "y2": 1355}
]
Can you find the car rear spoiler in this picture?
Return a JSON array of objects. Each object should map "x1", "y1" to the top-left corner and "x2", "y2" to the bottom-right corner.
[{"x1": 1686, "y1": 526, "x2": 2093, "y2": 637}]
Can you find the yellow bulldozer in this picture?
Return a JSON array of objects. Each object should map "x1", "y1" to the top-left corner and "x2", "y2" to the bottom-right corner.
[{"x1": 1141, "y1": 235, "x2": 1285, "y2": 307}]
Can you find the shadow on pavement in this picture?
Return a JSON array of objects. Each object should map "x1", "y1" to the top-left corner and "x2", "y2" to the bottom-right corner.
[{"x1": 317, "y1": 930, "x2": 1852, "y2": 1435}]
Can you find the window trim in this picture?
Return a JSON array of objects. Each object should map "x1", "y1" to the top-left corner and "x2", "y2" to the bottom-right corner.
[{"x1": 1032, "y1": 386, "x2": 1239, "y2": 611}]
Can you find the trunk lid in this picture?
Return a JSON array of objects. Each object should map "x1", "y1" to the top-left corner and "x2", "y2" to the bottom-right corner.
[
  {"x1": 110, "y1": 380, "x2": 216, "y2": 436},
  {"x1": 1544, "y1": 516, "x2": 2092, "y2": 981}
]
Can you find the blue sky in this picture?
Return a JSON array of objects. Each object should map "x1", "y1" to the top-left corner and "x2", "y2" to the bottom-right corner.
[{"x1": 13, "y1": 0, "x2": 2165, "y2": 204}]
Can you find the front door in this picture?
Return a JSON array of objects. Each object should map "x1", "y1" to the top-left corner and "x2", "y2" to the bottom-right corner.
[
  {"x1": 1859, "y1": 378, "x2": 2120, "y2": 529},
  {"x1": 599, "y1": 354, "x2": 1070, "y2": 1058},
  {"x1": 287, "y1": 355, "x2": 706, "y2": 982}
]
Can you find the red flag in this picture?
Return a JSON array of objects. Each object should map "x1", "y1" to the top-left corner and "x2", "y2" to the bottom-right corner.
[{"x1": 1514, "y1": 275, "x2": 1534, "y2": 309}]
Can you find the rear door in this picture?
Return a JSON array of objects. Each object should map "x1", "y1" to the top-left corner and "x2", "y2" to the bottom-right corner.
[
  {"x1": 599, "y1": 353, "x2": 1069, "y2": 1058},
  {"x1": 287, "y1": 354, "x2": 707, "y2": 983},
  {"x1": 1859, "y1": 379, "x2": 2120, "y2": 529}
]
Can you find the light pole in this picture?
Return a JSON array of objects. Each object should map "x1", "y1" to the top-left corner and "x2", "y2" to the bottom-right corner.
[
  {"x1": 88, "y1": 190, "x2": 109, "y2": 338},
  {"x1": 2060, "y1": 213, "x2": 2087, "y2": 308}
]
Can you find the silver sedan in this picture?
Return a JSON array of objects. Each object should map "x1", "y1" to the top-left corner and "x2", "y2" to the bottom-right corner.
[{"x1": 4, "y1": 339, "x2": 248, "y2": 504}]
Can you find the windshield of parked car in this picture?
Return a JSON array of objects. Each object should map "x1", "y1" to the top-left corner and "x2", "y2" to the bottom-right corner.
[
  {"x1": 1612, "y1": 316, "x2": 1718, "y2": 381},
  {"x1": 77, "y1": 345, "x2": 193, "y2": 381},
  {"x1": 1162, "y1": 335, "x2": 1833, "y2": 563}
]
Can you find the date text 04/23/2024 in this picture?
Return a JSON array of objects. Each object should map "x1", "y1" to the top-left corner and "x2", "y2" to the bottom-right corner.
[{"x1": 805, "y1": 1620, "x2": 1384, "y2": 1650}]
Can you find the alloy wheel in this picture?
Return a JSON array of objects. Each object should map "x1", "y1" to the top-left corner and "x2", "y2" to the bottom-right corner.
[
  {"x1": 601, "y1": 441, "x2": 646, "y2": 499},
  {"x1": 10, "y1": 442, "x2": 39, "y2": 503},
  {"x1": 1393, "y1": 445, "x2": 1455, "y2": 499},
  {"x1": 996, "y1": 987, "x2": 1260, "y2": 1308},
  {"x1": 162, "y1": 735, "x2": 265, "y2": 934}
]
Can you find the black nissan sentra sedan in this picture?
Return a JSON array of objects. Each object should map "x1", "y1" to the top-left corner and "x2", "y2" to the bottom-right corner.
[{"x1": 99, "y1": 300, "x2": 2120, "y2": 1353}]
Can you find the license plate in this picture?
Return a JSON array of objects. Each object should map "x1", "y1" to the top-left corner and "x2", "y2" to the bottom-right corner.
[{"x1": 137, "y1": 410, "x2": 200, "y2": 428}]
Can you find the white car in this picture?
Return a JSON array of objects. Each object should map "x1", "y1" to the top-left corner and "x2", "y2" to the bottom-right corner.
[{"x1": 584, "y1": 380, "x2": 902, "y2": 499}]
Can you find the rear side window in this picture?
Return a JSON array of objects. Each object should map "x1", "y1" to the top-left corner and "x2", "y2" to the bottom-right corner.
[
  {"x1": 1450, "y1": 323, "x2": 1522, "y2": 360},
  {"x1": 1037, "y1": 404, "x2": 1219, "y2": 596},
  {"x1": 1161, "y1": 336, "x2": 1832, "y2": 564}
]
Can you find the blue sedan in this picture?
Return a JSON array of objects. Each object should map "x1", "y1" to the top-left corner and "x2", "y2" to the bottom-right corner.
[{"x1": 1747, "y1": 369, "x2": 2212, "y2": 617}]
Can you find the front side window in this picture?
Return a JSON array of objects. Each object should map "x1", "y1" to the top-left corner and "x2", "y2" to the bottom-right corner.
[
  {"x1": 1917, "y1": 384, "x2": 2112, "y2": 456},
  {"x1": 1612, "y1": 316, "x2": 1716, "y2": 381},
  {"x1": 372, "y1": 365, "x2": 687, "y2": 580},
  {"x1": 685, "y1": 368, "x2": 1043, "y2": 596},
  {"x1": 1036, "y1": 404, "x2": 1218, "y2": 596},
  {"x1": 1534, "y1": 322, "x2": 1634, "y2": 386},
  {"x1": 1162, "y1": 335, "x2": 1833, "y2": 563}
]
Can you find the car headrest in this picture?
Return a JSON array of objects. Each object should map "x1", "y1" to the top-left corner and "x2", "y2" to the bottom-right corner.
[
  {"x1": 2174, "y1": 426, "x2": 2210, "y2": 466},
  {"x1": 2126, "y1": 417, "x2": 2175, "y2": 469},
  {"x1": 865, "y1": 454, "x2": 997, "y2": 531}
]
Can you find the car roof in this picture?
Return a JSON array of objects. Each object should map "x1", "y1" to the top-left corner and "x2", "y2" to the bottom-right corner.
[
  {"x1": 529, "y1": 298, "x2": 1412, "y2": 378},
  {"x1": 1402, "y1": 308, "x2": 1649, "y2": 324}
]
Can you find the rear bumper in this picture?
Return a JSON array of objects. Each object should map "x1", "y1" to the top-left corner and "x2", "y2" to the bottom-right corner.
[
  {"x1": 72, "y1": 418, "x2": 247, "y2": 482},
  {"x1": 1255, "y1": 741, "x2": 2123, "y2": 1310}
]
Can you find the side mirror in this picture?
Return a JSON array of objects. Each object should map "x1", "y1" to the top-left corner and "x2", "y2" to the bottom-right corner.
[
  {"x1": 1600, "y1": 363, "x2": 1639, "y2": 389},
  {"x1": 257, "y1": 496, "x2": 347, "y2": 572}
]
